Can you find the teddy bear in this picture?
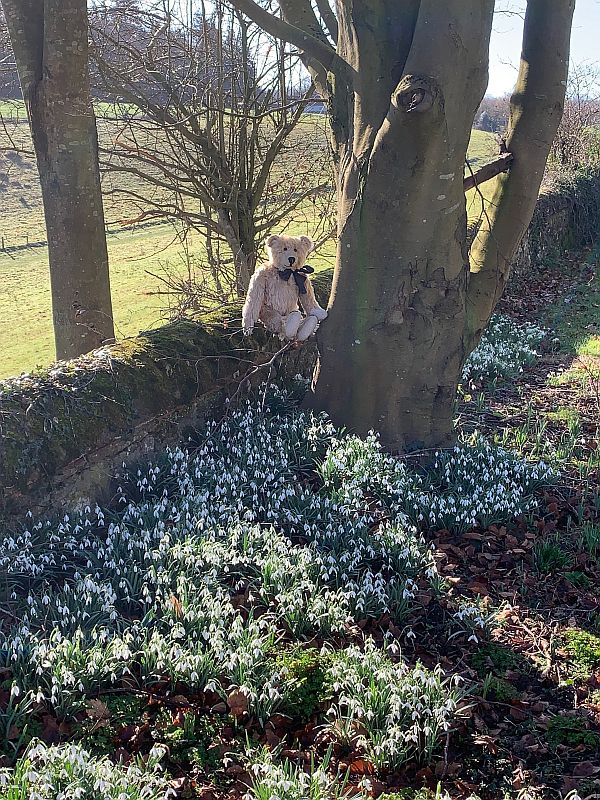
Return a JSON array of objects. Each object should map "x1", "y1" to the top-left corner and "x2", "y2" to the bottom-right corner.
[{"x1": 242, "y1": 234, "x2": 328, "y2": 341}]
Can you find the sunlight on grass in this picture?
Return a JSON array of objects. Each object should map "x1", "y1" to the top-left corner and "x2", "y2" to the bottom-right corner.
[
  {"x1": 545, "y1": 244, "x2": 600, "y2": 360},
  {"x1": 542, "y1": 244, "x2": 600, "y2": 401},
  {"x1": 0, "y1": 227, "x2": 201, "y2": 378}
]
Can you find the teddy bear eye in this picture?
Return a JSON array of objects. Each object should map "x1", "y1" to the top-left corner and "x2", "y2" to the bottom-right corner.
[
  {"x1": 283, "y1": 247, "x2": 288, "y2": 251},
  {"x1": 294, "y1": 248, "x2": 297, "y2": 252}
]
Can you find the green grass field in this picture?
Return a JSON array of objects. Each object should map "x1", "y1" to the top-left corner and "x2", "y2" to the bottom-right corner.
[
  {"x1": 0, "y1": 99, "x2": 139, "y2": 121},
  {"x1": 0, "y1": 226, "x2": 200, "y2": 377},
  {"x1": 0, "y1": 111, "x2": 496, "y2": 379}
]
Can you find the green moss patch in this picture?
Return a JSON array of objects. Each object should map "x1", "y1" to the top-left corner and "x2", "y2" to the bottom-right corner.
[
  {"x1": 484, "y1": 676, "x2": 520, "y2": 703},
  {"x1": 545, "y1": 714, "x2": 600, "y2": 751},
  {"x1": 563, "y1": 629, "x2": 600, "y2": 682},
  {"x1": 275, "y1": 647, "x2": 331, "y2": 723},
  {"x1": 471, "y1": 643, "x2": 527, "y2": 678},
  {"x1": 379, "y1": 791, "x2": 448, "y2": 800}
]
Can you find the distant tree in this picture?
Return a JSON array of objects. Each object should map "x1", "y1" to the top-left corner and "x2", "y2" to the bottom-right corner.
[
  {"x1": 475, "y1": 95, "x2": 510, "y2": 134},
  {"x1": 0, "y1": 0, "x2": 114, "y2": 360},
  {"x1": 90, "y1": 0, "x2": 334, "y2": 303},
  {"x1": 476, "y1": 110, "x2": 494, "y2": 133},
  {"x1": 550, "y1": 62, "x2": 600, "y2": 170},
  {"x1": 227, "y1": 0, "x2": 575, "y2": 451}
]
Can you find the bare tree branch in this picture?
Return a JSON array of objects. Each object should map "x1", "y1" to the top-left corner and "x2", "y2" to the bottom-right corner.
[
  {"x1": 278, "y1": 0, "x2": 330, "y2": 44},
  {"x1": 314, "y1": 0, "x2": 337, "y2": 42},
  {"x1": 92, "y1": 0, "x2": 335, "y2": 301},
  {"x1": 463, "y1": 152, "x2": 513, "y2": 192},
  {"x1": 227, "y1": 0, "x2": 349, "y2": 81}
]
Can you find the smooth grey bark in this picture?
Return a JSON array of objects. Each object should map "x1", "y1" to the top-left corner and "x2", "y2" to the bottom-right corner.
[
  {"x1": 309, "y1": 2, "x2": 494, "y2": 451},
  {"x1": 2, "y1": 0, "x2": 114, "y2": 359}
]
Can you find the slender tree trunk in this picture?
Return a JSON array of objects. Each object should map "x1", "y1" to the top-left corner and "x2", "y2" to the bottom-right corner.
[
  {"x1": 218, "y1": 208, "x2": 255, "y2": 294},
  {"x1": 2, "y1": 0, "x2": 114, "y2": 359},
  {"x1": 235, "y1": 198, "x2": 256, "y2": 293},
  {"x1": 466, "y1": 0, "x2": 575, "y2": 348},
  {"x1": 234, "y1": 249, "x2": 253, "y2": 295},
  {"x1": 308, "y1": 2, "x2": 494, "y2": 451}
]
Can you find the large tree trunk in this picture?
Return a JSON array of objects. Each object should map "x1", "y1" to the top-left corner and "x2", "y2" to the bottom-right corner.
[
  {"x1": 223, "y1": 0, "x2": 575, "y2": 451},
  {"x1": 2, "y1": 0, "x2": 114, "y2": 360},
  {"x1": 309, "y1": 2, "x2": 494, "y2": 451}
]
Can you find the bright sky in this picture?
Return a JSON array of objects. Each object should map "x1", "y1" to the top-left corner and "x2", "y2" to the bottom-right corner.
[{"x1": 488, "y1": 0, "x2": 600, "y2": 96}]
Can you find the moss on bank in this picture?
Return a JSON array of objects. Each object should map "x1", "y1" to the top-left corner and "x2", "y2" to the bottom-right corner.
[{"x1": 0, "y1": 323, "x2": 221, "y2": 494}]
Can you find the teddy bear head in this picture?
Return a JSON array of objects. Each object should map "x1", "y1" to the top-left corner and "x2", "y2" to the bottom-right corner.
[{"x1": 265, "y1": 234, "x2": 313, "y2": 271}]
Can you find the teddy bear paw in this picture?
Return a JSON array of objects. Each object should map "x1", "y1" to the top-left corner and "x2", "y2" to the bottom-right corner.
[{"x1": 310, "y1": 307, "x2": 328, "y2": 321}]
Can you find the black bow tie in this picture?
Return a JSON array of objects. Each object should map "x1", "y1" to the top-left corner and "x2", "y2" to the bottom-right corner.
[{"x1": 277, "y1": 264, "x2": 314, "y2": 294}]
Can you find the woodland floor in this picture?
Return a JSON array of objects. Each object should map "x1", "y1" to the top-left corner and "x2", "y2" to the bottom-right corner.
[
  {"x1": 0, "y1": 245, "x2": 599, "y2": 800},
  {"x1": 185, "y1": 247, "x2": 600, "y2": 798},
  {"x1": 442, "y1": 245, "x2": 600, "y2": 797}
]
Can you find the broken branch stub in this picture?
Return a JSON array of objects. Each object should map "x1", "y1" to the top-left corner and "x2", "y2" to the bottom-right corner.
[{"x1": 392, "y1": 75, "x2": 439, "y2": 114}]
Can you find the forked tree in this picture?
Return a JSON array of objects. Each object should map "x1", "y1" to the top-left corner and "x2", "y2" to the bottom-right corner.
[
  {"x1": 229, "y1": 0, "x2": 575, "y2": 451},
  {"x1": 1, "y1": 0, "x2": 114, "y2": 359}
]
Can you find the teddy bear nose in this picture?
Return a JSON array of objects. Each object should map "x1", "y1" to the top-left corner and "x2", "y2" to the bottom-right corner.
[{"x1": 288, "y1": 256, "x2": 296, "y2": 265}]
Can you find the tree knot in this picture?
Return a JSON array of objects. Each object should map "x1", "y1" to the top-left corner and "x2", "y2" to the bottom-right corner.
[{"x1": 392, "y1": 75, "x2": 440, "y2": 114}]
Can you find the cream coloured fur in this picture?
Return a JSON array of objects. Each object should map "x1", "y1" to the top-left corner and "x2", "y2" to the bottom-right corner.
[{"x1": 242, "y1": 234, "x2": 327, "y2": 341}]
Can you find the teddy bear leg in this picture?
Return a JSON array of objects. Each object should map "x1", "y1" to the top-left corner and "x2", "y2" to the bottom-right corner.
[
  {"x1": 296, "y1": 315, "x2": 319, "y2": 341},
  {"x1": 283, "y1": 311, "x2": 303, "y2": 339}
]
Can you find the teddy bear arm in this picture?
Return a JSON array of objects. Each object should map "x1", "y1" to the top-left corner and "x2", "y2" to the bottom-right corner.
[
  {"x1": 299, "y1": 278, "x2": 328, "y2": 320},
  {"x1": 242, "y1": 269, "x2": 267, "y2": 332}
]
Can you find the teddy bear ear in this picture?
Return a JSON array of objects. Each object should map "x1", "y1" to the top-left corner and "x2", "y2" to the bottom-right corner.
[
  {"x1": 265, "y1": 235, "x2": 280, "y2": 248},
  {"x1": 299, "y1": 235, "x2": 314, "y2": 253}
]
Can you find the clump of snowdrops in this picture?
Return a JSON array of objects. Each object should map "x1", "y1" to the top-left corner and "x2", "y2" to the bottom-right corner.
[
  {"x1": 461, "y1": 314, "x2": 545, "y2": 386},
  {"x1": 0, "y1": 383, "x2": 554, "y2": 791}
]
